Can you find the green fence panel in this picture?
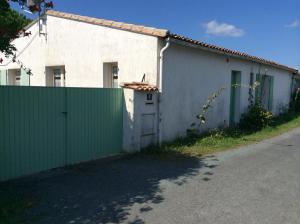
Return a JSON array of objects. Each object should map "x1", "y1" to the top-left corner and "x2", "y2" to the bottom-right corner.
[
  {"x1": 66, "y1": 88, "x2": 123, "y2": 165},
  {"x1": 0, "y1": 86, "x2": 123, "y2": 181},
  {"x1": 0, "y1": 87, "x2": 66, "y2": 180}
]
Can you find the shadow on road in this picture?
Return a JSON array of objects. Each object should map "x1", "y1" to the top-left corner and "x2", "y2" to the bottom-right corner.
[{"x1": 0, "y1": 154, "x2": 217, "y2": 224}]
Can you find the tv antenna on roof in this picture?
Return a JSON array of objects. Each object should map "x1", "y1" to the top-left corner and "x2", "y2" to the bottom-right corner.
[{"x1": 20, "y1": 0, "x2": 54, "y2": 35}]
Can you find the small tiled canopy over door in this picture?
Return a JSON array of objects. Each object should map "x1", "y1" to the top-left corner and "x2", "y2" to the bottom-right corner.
[
  {"x1": 20, "y1": 69, "x2": 30, "y2": 86},
  {"x1": 0, "y1": 70, "x2": 7, "y2": 85}
]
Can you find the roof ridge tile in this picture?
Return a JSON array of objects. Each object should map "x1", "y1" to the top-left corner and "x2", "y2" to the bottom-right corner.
[{"x1": 46, "y1": 10, "x2": 168, "y2": 38}]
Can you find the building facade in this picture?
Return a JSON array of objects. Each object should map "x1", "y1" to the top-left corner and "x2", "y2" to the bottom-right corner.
[{"x1": 0, "y1": 10, "x2": 297, "y2": 151}]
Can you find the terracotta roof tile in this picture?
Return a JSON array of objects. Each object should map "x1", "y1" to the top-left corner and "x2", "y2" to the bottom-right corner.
[
  {"x1": 131, "y1": 25, "x2": 145, "y2": 33},
  {"x1": 46, "y1": 10, "x2": 168, "y2": 38},
  {"x1": 85, "y1": 17, "x2": 96, "y2": 23},
  {"x1": 121, "y1": 82, "x2": 158, "y2": 92},
  {"x1": 143, "y1": 27, "x2": 158, "y2": 36},
  {"x1": 153, "y1": 30, "x2": 167, "y2": 37},
  {"x1": 121, "y1": 23, "x2": 133, "y2": 31},
  {"x1": 102, "y1": 20, "x2": 114, "y2": 26},
  {"x1": 93, "y1": 19, "x2": 104, "y2": 25},
  {"x1": 169, "y1": 33, "x2": 297, "y2": 73},
  {"x1": 112, "y1": 21, "x2": 124, "y2": 28}
]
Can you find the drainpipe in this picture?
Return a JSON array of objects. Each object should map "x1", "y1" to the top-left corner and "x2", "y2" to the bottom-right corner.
[
  {"x1": 159, "y1": 37, "x2": 170, "y2": 92},
  {"x1": 157, "y1": 37, "x2": 170, "y2": 147}
]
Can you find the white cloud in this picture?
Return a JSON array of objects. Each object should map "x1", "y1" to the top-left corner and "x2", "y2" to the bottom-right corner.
[
  {"x1": 285, "y1": 20, "x2": 299, "y2": 28},
  {"x1": 203, "y1": 20, "x2": 245, "y2": 37}
]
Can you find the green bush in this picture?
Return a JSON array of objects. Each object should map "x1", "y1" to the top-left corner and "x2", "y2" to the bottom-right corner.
[
  {"x1": 289, "y1": 89, "x2": 300, "y2": 112},
  {"x1": 239, "y1": 104, "x2": 273, "y2": 131}
]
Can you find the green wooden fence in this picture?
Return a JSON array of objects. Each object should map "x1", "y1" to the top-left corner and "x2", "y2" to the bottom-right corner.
[{"x1": 0, "y1": 86, "x2": 123, "y2": 181}]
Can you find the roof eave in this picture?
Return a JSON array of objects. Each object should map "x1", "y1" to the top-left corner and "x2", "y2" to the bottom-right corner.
[
  {"x1": 23, "y1": 19, "x2": 38, "y2": 31},
  {"x1": 168, "y1": 35, "x2": 298, "y2": 74},
  {"x1": 46, "y1": 10, "x2": 169, "y2": 38}
]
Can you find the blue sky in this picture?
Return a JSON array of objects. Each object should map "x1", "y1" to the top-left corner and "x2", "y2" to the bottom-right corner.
[{"x1": 12, "y1": 0, "x2": 300, "y2": 69}]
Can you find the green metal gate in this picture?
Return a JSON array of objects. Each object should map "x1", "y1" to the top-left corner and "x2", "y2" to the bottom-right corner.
[{"x1": 0, "y1": 86, "x2": 123, "y2": 181}]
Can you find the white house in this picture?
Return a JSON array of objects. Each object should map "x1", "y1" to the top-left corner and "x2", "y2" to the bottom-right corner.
[{"x1": 0, "y1": 10, "x2": 298, "y2": 151}]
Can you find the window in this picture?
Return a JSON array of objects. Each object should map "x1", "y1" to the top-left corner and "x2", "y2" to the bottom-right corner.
[
  {"x1": 53, "y1": 69, "x2": 62, "y2": 87},
  {"x1": 45, "y1": 66, "x2": 65, "y2": 87},
  {"x1": 15, "y1": 70, "x2": 21, "y2": 86},
  {"x1": 7, "y1": 69, "x2": 21, "y2": 86},
  {"x1": 112, "y1": 65, "x2": 119, "y2": 88},
  {"x1": 103, "y1": 62, "x2": 119, "y2": 88}
]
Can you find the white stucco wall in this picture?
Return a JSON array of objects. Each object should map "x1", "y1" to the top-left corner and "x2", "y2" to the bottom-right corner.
[
  {"x1": 123, "y1": 88, "x2": 158, "y2": 152},
  {"x1": 160, "y1": 41, "x2": 293, "y2": 142},
  {"x1": 0, "y1": 16, "x2": 294, "y2": 150},
  {"x1": 1, "y1": 15, "x2": 160, "y2": 87},
  {"x1": 0, "y1": 23, "x2": 46, "y2": 84},
  {"x1": 123, "y1": 88, "x2": 137, "y2": 152}
]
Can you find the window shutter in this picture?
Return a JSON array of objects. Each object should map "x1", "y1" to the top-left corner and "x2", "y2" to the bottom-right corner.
[
  {"x1": 268, "y1": 76, "x2": 274, "y2": 111},
  {"x1": 0, "y1": 70, "x2": 7, "y2": 85},
  {"x1": 20, "y1": 69, "x2": 30, "y2": 86},
  {"x1": 255, "y1": 74, "x2": 262, "y2": 103}
]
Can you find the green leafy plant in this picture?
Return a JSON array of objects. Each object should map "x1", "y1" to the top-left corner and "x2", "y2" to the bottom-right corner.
[
  {"x1": 0, "y1": 0, "x2": 54, "y2": 75},
  {"x1": 192, "y1": 82, "x2": 260, "y2": 127},
  {"x1": 0, "y1": 0, "x2": 32, "y2": 58},
  {"x1": 289, "y1": 88, "x2": 300, "y2": 112},
  {"x1": 239, "y1": 104, "x2": 273, "y2": 131}
]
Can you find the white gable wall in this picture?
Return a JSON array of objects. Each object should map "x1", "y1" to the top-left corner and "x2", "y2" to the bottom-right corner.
[
  {"x1": 160, "y1": 42, "x2": 293, "y2": 142},
  {"x1": 0, "y1": 23, "x2": 47, "y2": 84},
  {"x1": 45, "y1": 15, "x2": 159, "y2": 87},
  {"x1": 1, "y1": 15, "x2": 160, "y2": 87}
]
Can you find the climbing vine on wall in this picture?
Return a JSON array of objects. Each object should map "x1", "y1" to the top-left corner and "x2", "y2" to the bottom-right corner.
[{"x1": 189, "y1": 81, "x2": 261, "y2": 132}]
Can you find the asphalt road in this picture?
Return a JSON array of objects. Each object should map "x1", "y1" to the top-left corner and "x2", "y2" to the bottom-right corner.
[{"x1": 4, "y1": 128, "x2": 300, "y2": 224}]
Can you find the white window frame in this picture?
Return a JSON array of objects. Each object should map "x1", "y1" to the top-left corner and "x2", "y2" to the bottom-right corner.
[
  {"x1": 53, "y1": 68, "x2": 61, "y2": 87},
  {"x1": 112, "y1": 65, "x2": 119, "y2": 88},
  {"x1": 15, "y1": 70, "x2": 21, "y2": 86}
]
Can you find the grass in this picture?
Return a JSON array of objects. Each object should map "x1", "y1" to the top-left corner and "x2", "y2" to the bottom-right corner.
[
  {"x1": 144, "y1": 112, "x2": 300, "y2": 158},
  {"x1": 0, "y1": 184, "x2": 34, "y2": 224}
]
